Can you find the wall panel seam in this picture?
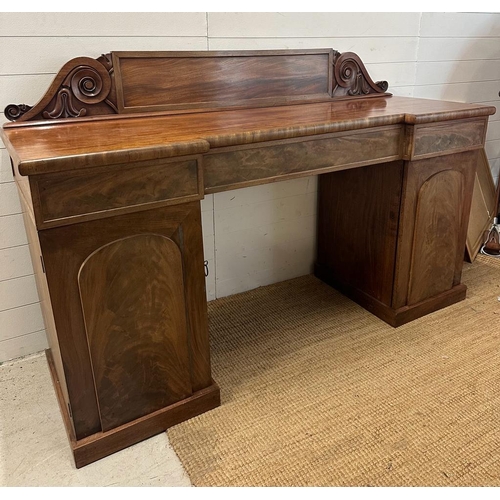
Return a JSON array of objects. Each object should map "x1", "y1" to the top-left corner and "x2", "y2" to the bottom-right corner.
[
  {"x1": 203, "y1": 35, "x2": 420, "y2": 39},
  {"x1": 418, "y1": 58, "x2": 500, "y2": 63},
  {"x1": 0, "y1": 273, "x2": 35, "y2": 284},
  {"x1": 0, "y1": 300, "x2": 41, "y2": 313},
  {"x1": 413, "y1": 80, "x2": 500, "y2": 86},
  {"x1": 0, "y1": 244, "x2": 28, "y2": 250},
  {"x1": 0, "y1": 328, "x2": 45, "y2": 343},
  {"x1": 0, "y1": 35, "x2": 210, "y2": 38},
  {"x1": 0, "y1": 301, "x2": 40, "y2": 314}
]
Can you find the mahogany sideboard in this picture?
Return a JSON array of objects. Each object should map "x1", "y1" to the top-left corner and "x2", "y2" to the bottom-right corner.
[{"x1": 1, "y1": 49, "x2": 495, "y2": 468}]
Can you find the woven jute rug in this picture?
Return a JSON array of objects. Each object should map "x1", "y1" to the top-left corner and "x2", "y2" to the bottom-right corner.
[{"x1": 167, "y1": 256, "x2": 500, "y2": 486}]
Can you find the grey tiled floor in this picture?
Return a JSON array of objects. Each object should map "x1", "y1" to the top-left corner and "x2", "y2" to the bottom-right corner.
[{"x1": 0, "y1": 353, "x2": 191, "y2": 486}]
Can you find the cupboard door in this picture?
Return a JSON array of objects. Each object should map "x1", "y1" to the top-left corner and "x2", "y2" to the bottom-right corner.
[
  {"x1": 39, "y1": 202, "x2": 210, "y2": 438},
  {"x1": 407, "y1": 170, "x2": 464, "y2": 304},
  {"x1": 78, "y1": 234, "x2": 192, "y2": 431},
  {"x1": 393, "y1": 151, "x2": 477, "y2": 308}
]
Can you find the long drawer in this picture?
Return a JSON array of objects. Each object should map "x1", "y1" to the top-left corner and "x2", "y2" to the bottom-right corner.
[
  {"x1": 204, "y1": 125, "x2": 403, "y2": 193},
  {"x1": 30, "y1": 156, "x2": 203, "y2": 228}
]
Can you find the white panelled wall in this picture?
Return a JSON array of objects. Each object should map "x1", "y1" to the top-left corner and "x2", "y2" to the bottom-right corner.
[
  {"x1": 414, "y1": 13, "x2": 500, "y2": 184},
  {"x1": 0, "y1": 12, "x2": 499, "y2": 362}
]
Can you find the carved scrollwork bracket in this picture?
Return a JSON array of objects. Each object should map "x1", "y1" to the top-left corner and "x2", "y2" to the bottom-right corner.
[
  {"x1": 5, "y1": 104, "x2": 33, "y2": 121},
  {"x1": 42, "y1": 61, "x2": 111, "y2": 119},
  {"x1": 4, "y1": 54, "x2": 117, "y2": 122},
  {"x1": 332, "y1": 51, "x2": 389, "y2": 98}
]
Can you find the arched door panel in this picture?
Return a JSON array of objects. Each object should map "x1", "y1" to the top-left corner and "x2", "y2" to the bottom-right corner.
[{"x1": 78, "y1": 234, "x2": 192, "y2": 431}]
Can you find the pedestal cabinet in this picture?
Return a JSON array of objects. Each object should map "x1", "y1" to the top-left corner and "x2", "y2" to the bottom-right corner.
[
  {"x1": 41, "y1": 201, "x2": 214, "y2": 434},
  {"x1": 316, "y1": 150, "x2": 478, "y2": 326},
  {"x1": 16, "y1": 158, "x2": 219, "y2": 466}
]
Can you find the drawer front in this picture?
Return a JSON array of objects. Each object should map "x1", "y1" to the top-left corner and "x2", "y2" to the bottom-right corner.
[
  {"x1": 34, "y1": 156, "x2": 202, "y2": 227},
  {"x1": 204, "y1": 126, "x2": 402, "y2": 193},
  {"x1": 412, "y1": 119, "x2": 486, "y2": 160}
]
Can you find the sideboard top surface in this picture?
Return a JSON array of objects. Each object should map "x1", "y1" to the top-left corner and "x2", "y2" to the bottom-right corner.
[{"x1": 2, "y1": 96, "x2": 496, "y2": 176}]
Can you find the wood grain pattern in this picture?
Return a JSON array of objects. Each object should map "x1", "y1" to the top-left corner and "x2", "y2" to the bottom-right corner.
[
  {"x1": 316, "y1": 161, "x2": 403, "y2": 307},
  {"x1": 2, "y1": 97, "x2": 495, "y2": 176},
  {"x1": 169, "y1": 207, "x2": 212, "y2": 391},
  {"x1": 205, "y1": 126, "x2": 402, "y2": 193},
  {"x1": 393, "y1": 151, "x2": 477, "y2": 309},
  {"x1": 18, "y1": 193, "x2": 73, "y2": 434},
  {"x1": 79, "y1": 234, "x2": 192, "y2": 431},
  {"x1": 46, "y1": 349, "x2": 77, "y2": 443},
  {"x1": 412, "y1": 118, "x2": 486, "y2": 159},
  {"x1": 114, "y1": 50, "x2": 332, "y2": 112},
  {"x1": 39, "y1": 202, "x2": 211, "y2": 440},
  {"x1": 15, "y1": 176, "x2": 33, "y2": 216},
  {"x1": 407, "y1": 170, "x2": 465, "y2": 304},
  {"x1": 4, "y1": 49, "x2": 391, "y2": 123},
  {"x1": 34, "y1": 157, "x2": 201, "y2": 226},
  {"x1": 317, "y1": 151, "x2": 477, "y2": 323},
  {"x1": 72, "y1": 381, "x2": 220, "y2": 469},
  {"x1": 2, "y1": 49, "x2": 495, "y2": 468},
  {"x1": 47, "y1": 348, "x2": 220, "y2": 469}
]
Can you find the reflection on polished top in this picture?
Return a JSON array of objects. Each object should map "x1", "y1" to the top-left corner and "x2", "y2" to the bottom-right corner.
[{"x1": 1, "y1": 96, "x2": 496, "y2": 175}]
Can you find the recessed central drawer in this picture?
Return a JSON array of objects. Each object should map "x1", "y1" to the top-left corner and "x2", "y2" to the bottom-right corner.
[
  {"x1": 33, "y1": 156, "x2": 202, "y2": 227},
  {"x1": 204, "y1": 125, "x2": 403, "y2": 193}
]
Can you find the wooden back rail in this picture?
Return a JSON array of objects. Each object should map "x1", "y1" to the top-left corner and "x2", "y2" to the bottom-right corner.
[
  {"x1": 4, "y1": 49, "x2": 389, "y2": 122},
  {"x1": 1, "y1": 49, "x2": 496, "y2": 468}
]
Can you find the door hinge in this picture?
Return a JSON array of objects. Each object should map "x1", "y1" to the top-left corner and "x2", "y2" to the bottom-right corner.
[
  {"x1": 204, "y1": 260, "x2": 209, "y2": 277},
  {"x1": 40, "y1": 255, "x2": 46, "y2": 274},
  {"x1": 67, "y1": 403, "x2": 73, "y2": 419}
]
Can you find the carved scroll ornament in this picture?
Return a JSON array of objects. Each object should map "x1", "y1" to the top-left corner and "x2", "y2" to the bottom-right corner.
[
  {"x1": 332, "y1": 51, "x2": 389, "y2": 98},
  {"x1": 5, "y1": 54, "x2": 117, "y2": 122},
  {"x1": 4, "y1": 103, "x2": 33, "y2": 121}
]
